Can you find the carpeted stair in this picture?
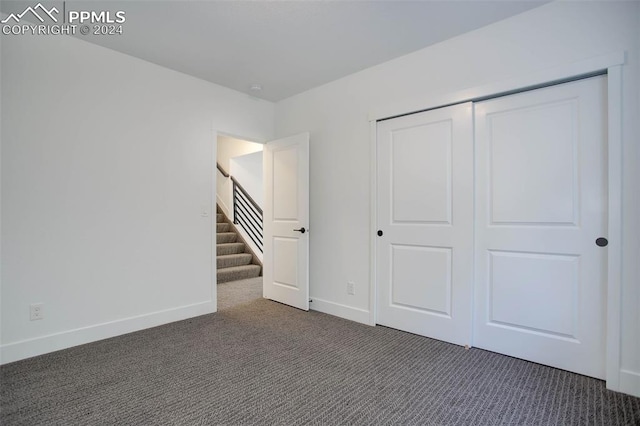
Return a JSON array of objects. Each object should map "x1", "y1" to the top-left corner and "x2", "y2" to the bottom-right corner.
[{"x1": 216, "y1": 207, "x2": 262, "y2": 283}]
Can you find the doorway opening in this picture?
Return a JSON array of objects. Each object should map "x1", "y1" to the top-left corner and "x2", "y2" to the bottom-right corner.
[
  {"x1": 215, "y1": 134, "x2": 264, "y2": 310},
  {"x1": 213, "y1": 131, "x2": 310, "y2": 313}
]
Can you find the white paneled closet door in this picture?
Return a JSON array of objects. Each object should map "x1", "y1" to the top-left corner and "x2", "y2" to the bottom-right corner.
[
  {"x1": 376, "y1": 103, "x2": 474, "y2": 347},
  {"x1": 376, "y1": 76, "x2": 608, "y2": 379},
  {"x1": 473, "y1": 76, "x2": 608, "y2": 379}
]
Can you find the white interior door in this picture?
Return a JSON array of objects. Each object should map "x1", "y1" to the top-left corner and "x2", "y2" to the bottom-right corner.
[
  {"x1": 263, "y1": 133, "x2": 310, "y2": 311},
  {"x1": 473, "y1": 76, "x2": 607, "y2": 379},
  {"x1": 376, "y1": 103, "x2": 473, "y2": 346}
]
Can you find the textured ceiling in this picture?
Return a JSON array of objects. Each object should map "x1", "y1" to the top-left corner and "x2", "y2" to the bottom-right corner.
[{"x1": 1, "y1": 1, "x2": 546, "y2": 101}]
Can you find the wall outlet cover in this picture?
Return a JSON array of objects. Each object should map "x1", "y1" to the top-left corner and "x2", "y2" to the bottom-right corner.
[{"x1": 30, "y1": 303, "x2": 44, "y2": 321}]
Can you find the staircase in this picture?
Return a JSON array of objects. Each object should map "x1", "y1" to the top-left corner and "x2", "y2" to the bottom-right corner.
[{"x1": 216, "y1": 206, "x2": 262, "y2": 283}]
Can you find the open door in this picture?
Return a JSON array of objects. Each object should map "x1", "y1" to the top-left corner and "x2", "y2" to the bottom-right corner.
[{"x1": 263, "y1": 133, "x2": 310, "y2": 310}]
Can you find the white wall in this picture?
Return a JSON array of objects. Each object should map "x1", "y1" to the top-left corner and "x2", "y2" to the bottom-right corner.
[
  {"x1": 216, "y1": 135, "x2": 263, "y2": 217},
  {"x1": 230, "y1": 151, "x2": 264, "y2": 260},
  {"x1": 275, "y1": 1, "x2": 640, "y2": 396},
  {"x1": 230, "y1": 151, "x2": 264, "y2": 208},
  {"x1": 0, "y1": 31, "x2": 274, "y2": 363}
]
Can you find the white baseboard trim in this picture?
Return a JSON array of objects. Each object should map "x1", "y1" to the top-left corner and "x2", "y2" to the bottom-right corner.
[
  {"x1": 309, "y1": 297, "x2": 371, "y2": 325},
  {"x1": 216, "y1": 194, "x2": 230, "y2": 218},
  {"x1": 619, "y1": 369, "x2": 640, "y2": 397},
  {"x1": 0, "y1": 300, "x2": 216, "y2": 365}
]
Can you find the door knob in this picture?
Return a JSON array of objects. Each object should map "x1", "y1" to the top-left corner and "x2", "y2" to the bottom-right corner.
[
  {"x1": 294, "y1": 227, "x2": 306, "y2": 234},
  {"x1": 377, "y1": 230, "x2": 383, "y2": 236},
  {"x1": 595, "y1": 237, "x2": 608, "y2": 247}
]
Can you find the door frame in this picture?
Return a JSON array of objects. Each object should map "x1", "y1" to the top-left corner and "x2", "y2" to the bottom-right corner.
[{"x1": 368, "y1": 51, "x2": 625, "y2": 391}]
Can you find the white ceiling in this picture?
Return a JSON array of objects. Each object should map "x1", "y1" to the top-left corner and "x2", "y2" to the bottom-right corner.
[{"x1": 2, "y1": 1, "x2": 546, "y2": 101}]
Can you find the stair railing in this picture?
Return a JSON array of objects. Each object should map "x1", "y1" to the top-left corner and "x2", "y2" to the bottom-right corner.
[
  {"x1": 216, "y1": 163, "x2": 230, "y2": 178},
  {"x1": 217, "y1": 163, "x2": 263, "y2": 253}
]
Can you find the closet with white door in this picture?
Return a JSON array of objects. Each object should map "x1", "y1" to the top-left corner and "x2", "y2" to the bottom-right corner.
[{"x1": 376, "y1": 75, "x2": 607, "y2": 379}]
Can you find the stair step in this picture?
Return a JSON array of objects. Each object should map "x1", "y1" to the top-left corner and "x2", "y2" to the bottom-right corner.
[
  {"x1": 217, "y1": 264, "x2": 261, "y2": 283},
  {"x1": 217, "y1": 232, "x2": 237, "y2": 244},
  {"x1": 217, "y1": 253, "x2": 253, "y2": 269},
  {"x1": 216, "y1": 213, "x2": 224, "y2": 223},
  {"x1": 217, "y1": 243, "x2": 245, "y2": 256},
  {"x1": 216, "y1": 223, "x2": 231, "y2": 233}
]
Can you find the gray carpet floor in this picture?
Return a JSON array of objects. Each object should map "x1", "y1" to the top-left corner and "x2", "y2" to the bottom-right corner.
[
  {"x1": 217, "y1": 277, "x2": 264, "y2": 311},
  {"x1": 1, "y1": 278, "x2": 639, "y2": 425}
]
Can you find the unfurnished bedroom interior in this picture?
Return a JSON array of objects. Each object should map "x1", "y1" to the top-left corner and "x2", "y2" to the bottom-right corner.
[{"x1": 1, "y1": 1, "x2": 639, "y2": 424}]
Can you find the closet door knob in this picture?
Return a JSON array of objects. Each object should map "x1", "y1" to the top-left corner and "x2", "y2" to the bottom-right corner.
[{"x1": 595, "y1": 237, "x2": 608, "y2": 247}]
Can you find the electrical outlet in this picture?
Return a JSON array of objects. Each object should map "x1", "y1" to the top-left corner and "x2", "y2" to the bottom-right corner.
[
  {"x1": 347, "y1": 281, "x2": 355, "y2": 295},
  {"x1": 30, "y1": 303, "x2": 44, "y2": 321}
]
